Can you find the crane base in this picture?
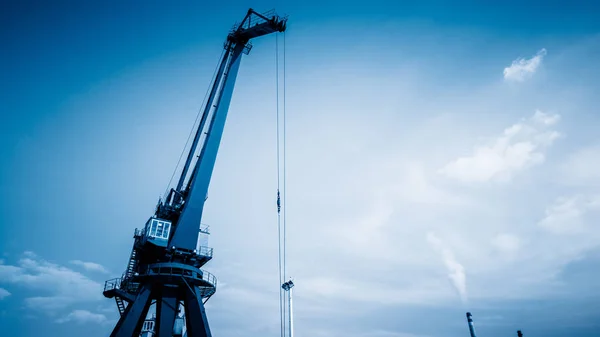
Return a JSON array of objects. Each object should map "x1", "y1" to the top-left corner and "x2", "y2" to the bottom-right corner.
[{"x1": 109, "y1": 282, "x2": 211, "y2": 337}]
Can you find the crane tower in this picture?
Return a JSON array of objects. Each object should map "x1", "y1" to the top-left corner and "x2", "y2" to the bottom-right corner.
[{"x1": 102, "y1": 9, "x2": 287, "y2": 337}]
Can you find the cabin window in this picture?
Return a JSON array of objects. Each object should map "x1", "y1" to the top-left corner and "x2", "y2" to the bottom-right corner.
[{"x1": 146, "y1": 219, "x2": 172, "y2": 240}]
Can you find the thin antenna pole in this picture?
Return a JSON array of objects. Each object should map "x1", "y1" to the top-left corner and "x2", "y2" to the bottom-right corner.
[
  {"x1": 288, "y1": 282, "x2": 294, "y2": 337},
  {"x1": 282, "y1": 280, "x2": 295, "y2": 337}
]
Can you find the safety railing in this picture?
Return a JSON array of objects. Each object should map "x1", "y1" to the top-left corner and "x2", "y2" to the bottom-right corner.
[
  {"x1": 121, "y1": 279, "x2": 140, "y2": 294},
  {"x1": 199, "y1": 223, "x2": 210, "y2": 234},
  {"x1": 104, "y1": 277, "x2": 140, "y2": 294},
  {"x1": 134, "y1": 228, "x2": 144, "y2": 238},
  {"x1": 199, "y1": 270, "x2": 217, "y2": 288},
  {"x1": 246, "y1": 9, "x2": 275, "y2": 27},
  {"x1": 231, "y1": 9, "x2": 282, "y2": 33},
  {"x1": 135, "y1": 222, "x2": 209, "y2": 239},
  {"x1": 104, "y1": 278, "x2": 121, "y2": 292},
  {"x1": 140, "y1": 264, "x2": 217, "y2": 288},
  {"x1": 196, "y1": 246, "x2": 213, "y2": 258}
]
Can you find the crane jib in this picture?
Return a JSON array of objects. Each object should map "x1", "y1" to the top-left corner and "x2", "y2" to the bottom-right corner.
[
  {"x1": 168, "y1": 11, "x2": 287, "y2": 250},
  {"x1": 169, "y1": 42, "x2": 245, "y2": 251}
]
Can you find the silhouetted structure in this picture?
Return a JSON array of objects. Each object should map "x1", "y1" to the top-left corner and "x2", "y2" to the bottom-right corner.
[
  {"x1": 466, "y1": 312, "x2": 477, "y2": 337},
  {"x1": 101, "y1": 8, "x2": 287, "y2": 337}
]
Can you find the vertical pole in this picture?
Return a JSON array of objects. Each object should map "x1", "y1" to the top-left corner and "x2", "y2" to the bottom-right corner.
[
  {"x1": 282, "y1": 280, "x2": 294, "y2": 337},
  {"x1": 288, "y1": 285, "x2": 293, "y2": 337},
  {"x1": 466, "y1": 312, "x2": 477, "y2": 337}
]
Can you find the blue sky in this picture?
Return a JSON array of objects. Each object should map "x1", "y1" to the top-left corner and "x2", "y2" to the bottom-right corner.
[{"x1": 1, "y1": 1, "x2": 600, "y2": 336}]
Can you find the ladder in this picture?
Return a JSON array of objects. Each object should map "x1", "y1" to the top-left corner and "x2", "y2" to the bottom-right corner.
[
  {"x1": 116, "y1": 246, "x2": 138, "y2": 317},
  {"x1": 115, "y1": 296, "x2": 126, "y2": 316},
  {"x1": 125, "y1": 247, "x2": 137, "y2": 279}
]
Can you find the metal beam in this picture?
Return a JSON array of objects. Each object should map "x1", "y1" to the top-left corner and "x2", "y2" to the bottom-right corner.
[
  {"x1": 110, "y1": 284, "x2": 154, "y2": 337},
  {"x1": 169, "y1": 42, "x2": 246, "y2": 251},
  {"x1": 155, "y1": 285, "x2": 179, "y2": 337},
  {"x1": 175, "y1": 47, "x2": 231, "y2": 193},
  {"x1": 184, "y1": 286, "x2": 212, "y2": 337},
  {"x1": 113, "y1": 289, "x2": 136, "y2": 303}
]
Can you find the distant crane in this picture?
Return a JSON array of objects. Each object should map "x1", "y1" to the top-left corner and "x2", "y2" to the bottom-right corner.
[{"x1": 102, "y1": 9, "x2": 287, "y2": 337}]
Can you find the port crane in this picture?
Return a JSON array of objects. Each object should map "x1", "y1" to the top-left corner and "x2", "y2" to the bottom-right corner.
[{"x1": 102, "y1": 9, "x2": 287, "y2": 337}]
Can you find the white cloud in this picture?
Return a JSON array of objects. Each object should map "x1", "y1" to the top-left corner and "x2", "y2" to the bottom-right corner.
[
  {"x1": 307, "y1": 329, "x2": 428, "y2": 337},
  {"x1": 560, "y1": 144, "x2": 600, "y2": 186},
  {"x1": 300, "y1": 275, "x2": 456, "y2": 306},
  {"x1": 321, "y1": 161, "x2": 472, "y2": 264},
  {"x1": 95, "y1": 304, "x2": 117, "y2": 313},
  {"x1": 538, "y1": 195, "x2": 600, "y2": 234},
  {"x1": 394, "y1": 162, "x2": 470, "y2": 206},
  {"x1": 0, "y1": 252, "x2": 104, "y2": 312},
  {"x1": 360, "y1": 332, "x2": 425, "y2": 337},
  {"x1": 476, "y1": 315, "x2": 505, "y2": 327},
  {"x1": 23, "y1": 251, "x2": 36, "y2": 258},
  {"x1": 56, "y1": 309, "x2": 108, "y2": 324},
  {"x1": 503, "y1": 48, "x2": 547, "y2": 82},
  {"x1": 0, "y1": 287, "x2": 11, "y2": 299},
  {"x1": 439, "y1": 110, "x2": 561, "y2": 183},
  {"x1": 491, "y1": 233, "x2": 521, "y2": 255},
  {"x1": 70, "y1": 260, "x2": 110, "y2": 274},
  {"x1": 426, "y1": 232, "x2": 467, "y2": 303}
]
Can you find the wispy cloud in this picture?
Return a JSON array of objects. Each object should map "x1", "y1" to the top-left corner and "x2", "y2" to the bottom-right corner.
[
  {"x1": 0, "y1": 251, "x2": 103, "y2": 312},
  {"x1": 56, "y1": 309, "x2": 108, "y2": 325},
  {"x1": 538, "y1": 195, "x2": 600, "y2": 234},
  {"x1": 307, "y1": 329, "x2": 429, "y2": 337},
  {"x1": 95, "y1": 304, "x2": 117, "y2": 313},
  {"x1": 491, "y1": 233, "x2": 521, "y2": 255},
  {"x1": 426, "y1": 232, "x2": 467, "y2": 303},
  {"x1": 560, "y1": 144, "x2": 600, "y2": 186},
  {"x1": 300, "y1": 275, "x2": 456, "y2": 306},
  {"x1": 439, "y1": 110, "x2": 561, "y2": 183},
  {"x1": 0, "y1": 287, "x2": 11, "y2": 300},
  {"x1": 70, "y1": 260, "x2": 110, "y2": 274},
  {"x1": 503, "y1": 48, "x2": 547, "y2": 82}
]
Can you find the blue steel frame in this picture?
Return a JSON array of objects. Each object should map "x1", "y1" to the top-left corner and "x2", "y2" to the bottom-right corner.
[
  {"x1": 169, "y1": 41, "x2": 246, "y2": 251},
  {"x1": 104, "y1": 8, "x2": 287, "y2": 337}
]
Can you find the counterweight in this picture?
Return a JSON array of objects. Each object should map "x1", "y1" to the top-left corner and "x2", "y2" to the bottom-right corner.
[{"x1": 102, "y1": 9, "x2": 287, "y2": 337}]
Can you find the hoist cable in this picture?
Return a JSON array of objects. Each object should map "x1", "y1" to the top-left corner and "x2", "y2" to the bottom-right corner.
[
  {"x1": 163, "y1": 48, "x2": 227, "y2": 200},
  {"x1": 277, "y1": 29, "x2": 289, "y2": 337},
  {"x1": 282, "y1": 29, "x2": 289, "y2": 337},
  {"x1": 283, "y1": 29, "x2": 287, "y2": 287},
  {"x1": 275, "y1": 33, "x2": 285, "y2": 337}
]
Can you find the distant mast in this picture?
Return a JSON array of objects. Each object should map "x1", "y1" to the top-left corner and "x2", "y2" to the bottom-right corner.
[
  {"x1": 466, "y1": 312, "x2": 477, "y2": 337},
  {"x1": 282, "y1": 279, "x2": 295, "y2": 337}
]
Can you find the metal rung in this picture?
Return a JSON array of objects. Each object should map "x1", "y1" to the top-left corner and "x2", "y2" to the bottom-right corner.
[{"x1": 115, "y1": 296, "x2": 126, "y2": 316}]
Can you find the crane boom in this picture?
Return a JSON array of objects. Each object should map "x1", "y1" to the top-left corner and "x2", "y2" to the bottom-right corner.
[
  {"x1": 165, "y1": 9, "x2": 287, "y2": 251},
  {"x1": 169, "y1": 42, "x2": 245, "y2": 250}
]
